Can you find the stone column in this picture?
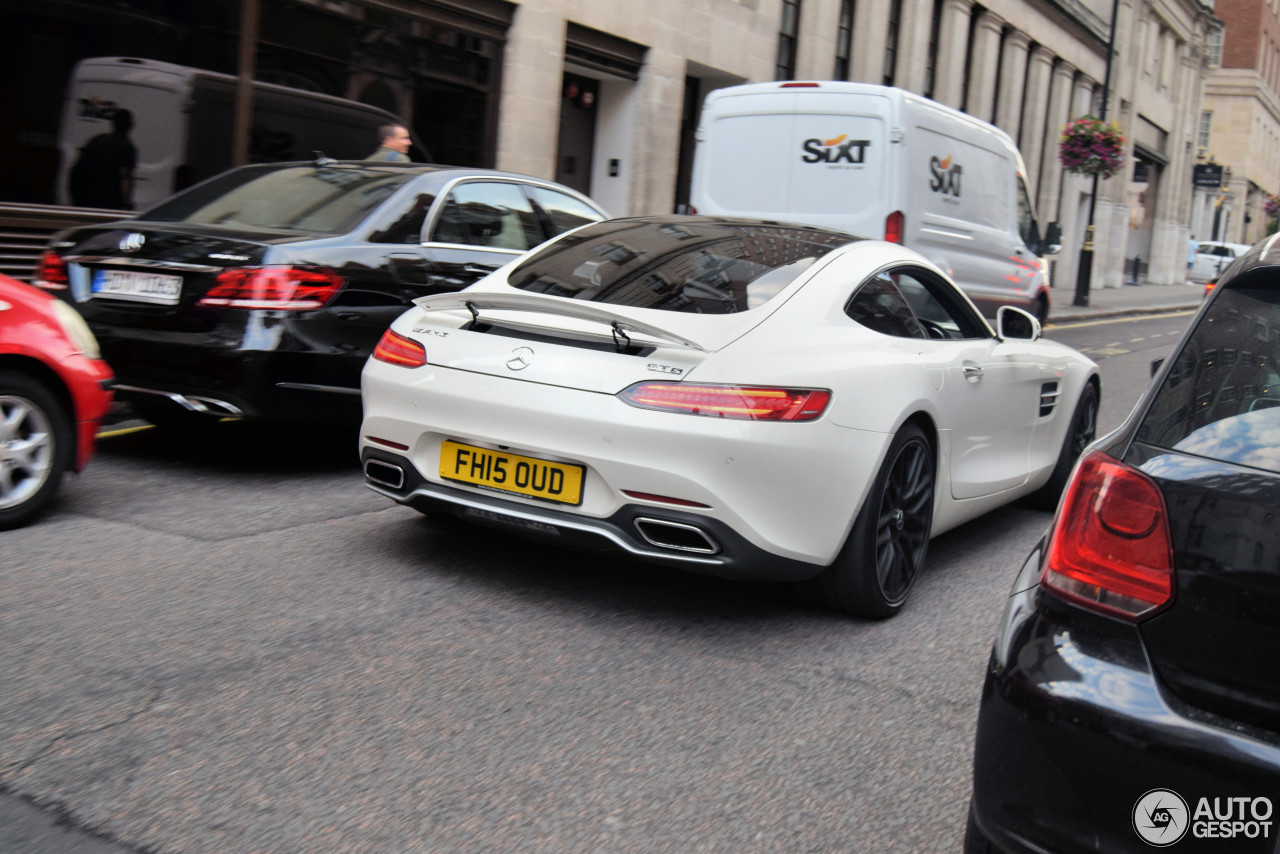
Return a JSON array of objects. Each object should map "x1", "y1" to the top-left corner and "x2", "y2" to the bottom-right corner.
[
  {"x1": 851, "y1": 0, "x2": 892, "y2": 84},
  {"x1": 895, "y1": 0, "x2": 936, "y2": 94},
  {"x1": 1019, "y1": 45, "x2": 1055, "y2": 197},
  {"x1": 1037, "y1": 60, "x2": 1076, "y2": 223},
  {"x1": 933, "y1": 0, "x2": 974, "y2": 109},
  {"x1": 995, "y1": 30, "x2": 1031, "y2": 141},
  {"x1": 965, "y1": 10, "x2": 1005, "y2": 123}
]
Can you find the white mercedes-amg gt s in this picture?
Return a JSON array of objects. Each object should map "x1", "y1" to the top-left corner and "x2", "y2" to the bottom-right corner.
[{"x1": 359, "y1": 216, "x2": 1099, "y2": 618}]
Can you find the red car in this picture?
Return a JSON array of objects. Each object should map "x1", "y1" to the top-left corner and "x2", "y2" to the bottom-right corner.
[{"x1": 0, "y1": 275, "x2": 114, "y2": 528}]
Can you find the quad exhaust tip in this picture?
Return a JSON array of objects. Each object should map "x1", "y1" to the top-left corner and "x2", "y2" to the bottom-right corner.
[{"x1": 634, "y1": 517, "x2": 720, "y2": 555}]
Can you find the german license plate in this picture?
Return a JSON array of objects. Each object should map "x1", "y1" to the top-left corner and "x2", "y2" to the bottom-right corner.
[
  {"x1": 91, "y1": 269, "x2": 182, "y2": 305},
  {"x1": 440, "y1": 440, "x2": 584, "y2": 505}
]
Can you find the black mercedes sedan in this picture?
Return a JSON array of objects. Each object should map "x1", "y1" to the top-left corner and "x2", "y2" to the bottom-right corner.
[
  {"x1": 968, "y1": 233, "x2": 1280, "y2": 852},
  {"x1": 33, "y1": 159, "x2": 607, "y2": 426}
]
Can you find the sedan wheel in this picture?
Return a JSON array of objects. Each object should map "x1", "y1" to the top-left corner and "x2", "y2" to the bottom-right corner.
[
  {"x1": 801, "y1": 423, "x2": 935, "y2": 618},
  {"x1": 0, "y1": 372, "x2": 71, "y2": 530}
]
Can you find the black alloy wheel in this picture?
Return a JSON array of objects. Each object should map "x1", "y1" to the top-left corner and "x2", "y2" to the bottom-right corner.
[
  {"x1": 1028, "y1": 380, "x2": 1098, "y2": 510},
  {"x1": 801, "y1": 422, "x2": 935, "y2": 618}
]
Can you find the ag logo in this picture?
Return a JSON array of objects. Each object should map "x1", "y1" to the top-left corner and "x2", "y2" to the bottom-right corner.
[
  {"x1": 929, "y1": 155, "x2": 962, "y2": 197},
  {"x1": 801, "y1": 134, "x2": 871, "y2": 164},
  {"x1": 1134, "y1": 789, "x2": 1190, "y2": 846}
]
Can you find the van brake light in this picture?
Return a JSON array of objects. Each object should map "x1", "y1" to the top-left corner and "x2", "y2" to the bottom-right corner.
[{"x1": 885, "y1": 211, "x2": 904, "y2": 244}]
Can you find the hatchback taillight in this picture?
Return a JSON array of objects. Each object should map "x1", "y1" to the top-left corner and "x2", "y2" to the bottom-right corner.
[
  {"x1": 199, "y1": 266, "x2": 343, "y2": 310},
  {"x1": 35, "y1": 250, "x2": 69, "y2": 290},
  {"x1": 1042, "y1": 450, "x2": 1174, "y2": 621},
  {"x1": 372, "y1": 329, "x2": 427, "y2": 368},
  {"x1": 618, "y1": 382, "x2": 831, "y2": 421}
]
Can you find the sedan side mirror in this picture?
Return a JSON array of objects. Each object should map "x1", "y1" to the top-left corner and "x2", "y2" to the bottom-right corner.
[
  {"x1": 997, "y1": 305, "x2": 1041, "y2": 341},
  {"x1": 1151, "y1": 357, "x2": 1165, "y2": 378}
]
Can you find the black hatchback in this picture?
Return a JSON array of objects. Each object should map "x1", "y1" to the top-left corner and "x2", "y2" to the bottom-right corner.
[
  {"x1": 968, "y1": 234, "x2": 1280, "y2": 852},
  {"x1": 33, "y1": 160, "x2": 607, "y2": 426}
]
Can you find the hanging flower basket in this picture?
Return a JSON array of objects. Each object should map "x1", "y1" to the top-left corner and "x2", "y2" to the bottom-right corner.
[
  {"x1": 1058, "y1": 116, "x2": 1127, "y2": 180},
  {"x1": 1264, "y1": 194, "x2": 1280, "y2": 218}
]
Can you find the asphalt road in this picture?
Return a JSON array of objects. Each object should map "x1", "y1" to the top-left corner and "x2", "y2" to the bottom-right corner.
[{"x1": 0, "y1": 311, "x2": 1194, "y2": 853}]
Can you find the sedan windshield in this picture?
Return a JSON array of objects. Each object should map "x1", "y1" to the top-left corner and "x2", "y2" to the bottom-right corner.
[
  {"x1": 139, "y1": 165, "x2": 416, "y2": 234},
  {"x1": 508, "y1": 217, "x2": 853, "y2": 313}
]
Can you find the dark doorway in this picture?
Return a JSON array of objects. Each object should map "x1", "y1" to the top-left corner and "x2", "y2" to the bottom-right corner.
[{"x1": 555, "y1": 72, "x2": 598, "y2": 195}]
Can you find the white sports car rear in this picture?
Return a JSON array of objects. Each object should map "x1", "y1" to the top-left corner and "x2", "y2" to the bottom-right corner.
[{"x1": 360, "y1": 216, "x2": 1099, "y2": 617}]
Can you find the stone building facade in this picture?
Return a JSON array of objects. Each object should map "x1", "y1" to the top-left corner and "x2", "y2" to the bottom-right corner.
[{"x1": 1195, "y1": 0, "x2": 1280, "y2": 245}]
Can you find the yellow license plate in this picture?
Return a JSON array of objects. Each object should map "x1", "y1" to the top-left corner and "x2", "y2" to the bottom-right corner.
[{"x1": 440, "y1": 440, "x2": 585, "y2": 505}]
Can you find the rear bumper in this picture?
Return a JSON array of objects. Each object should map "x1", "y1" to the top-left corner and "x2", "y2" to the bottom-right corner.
[
  {"x1": 971, "y1": 544, "x2": 1280, "y2": 853},
  {"x1": 361, "y1": 446, "x2": 827, "y2": 582}
]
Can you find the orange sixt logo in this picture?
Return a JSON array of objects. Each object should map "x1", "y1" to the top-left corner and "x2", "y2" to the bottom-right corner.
[
  {"x1": 802, "y1": 134, "x2": 871, "y2": 164},
  {"x1": 929, "y1": 155, "x2": 962, "y2": 196}
]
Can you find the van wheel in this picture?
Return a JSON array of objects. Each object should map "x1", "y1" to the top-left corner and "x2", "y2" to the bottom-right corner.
[
  {"x1": 1028, "y1": 381, "x2": 1098, "y2": 511},
  {"x1": 1031, "y1": 295, "x2": 1049, "y2": 327},
  {"x1": 798, "y1": 423, "x2": 934, "y2": 618},
  {"x1": 0, "y1": 371, "x2": 72, "y2": 530}
]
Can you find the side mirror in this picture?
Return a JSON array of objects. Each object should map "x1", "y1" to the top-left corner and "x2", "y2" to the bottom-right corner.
[
  {"x1": 1040, "y1": 221, "x2": 1062, "y2": 256},
  {"x1": 1151, "y1": 357, "x2": 1165, "y2": 378},
  {"x1": 997, "y1": 305, "x2": 1041, "y2": 341}
]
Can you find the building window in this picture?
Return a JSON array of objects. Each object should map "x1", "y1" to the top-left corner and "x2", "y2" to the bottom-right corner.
[
  {"x1": 778, "y1": 0, "x2": 801, "y2": 79},
  {"x1": 883, "y1": 0, "x2": 902, "y2": 85},
  {"x1": 1198, "y1": 110, "x2": 1212, "y2": 153},
  {"x1": 1207, "y1": 24, "x2": 1223, "y2": 67},
  {"x1": 834, "y1": 0, "x2": 855, "y2": 79},
  {"x1": 924, "y1": 0, "x2": 942, "y2": 98}
]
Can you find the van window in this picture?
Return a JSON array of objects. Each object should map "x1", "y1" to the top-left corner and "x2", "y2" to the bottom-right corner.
[
  {"x1": 1015, "y1": 176, "x2": 1037, "y2": 248},
  {"x1": 1137, "y1": 276, "x2": 1280, "y2": 474},
  {"x1": 429, "y1": 182, "x2": 541, "y2": 250}
]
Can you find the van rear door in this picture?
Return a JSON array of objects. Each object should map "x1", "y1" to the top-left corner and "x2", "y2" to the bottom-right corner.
[{"x1": 693, "y1": 89, "x2": 892, "y2": 239}]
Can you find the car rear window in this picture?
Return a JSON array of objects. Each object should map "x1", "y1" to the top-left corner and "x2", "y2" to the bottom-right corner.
[
  {"x1": 1138, "y1": 275, "x2": 1280, "y2": 474},
  {"x1": 507, "y1": 217, "x2": 852, "y2": 313},
  {"x1": 140, "y1": 165, "x2": 416, "y2": 234}
]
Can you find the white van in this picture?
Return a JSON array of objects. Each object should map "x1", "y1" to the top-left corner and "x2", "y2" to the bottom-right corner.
[
  {"x1": 58, "y1": 57, "x2": 419, "y2": 211},
  {"x1": 689, "y1": 81, "x2": 1060, "y2": 323}
]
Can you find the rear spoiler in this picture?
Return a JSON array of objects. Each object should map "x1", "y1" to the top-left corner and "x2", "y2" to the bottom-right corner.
[{"x1": 413, "y1": 292, "x2": 709, "y2": 352}]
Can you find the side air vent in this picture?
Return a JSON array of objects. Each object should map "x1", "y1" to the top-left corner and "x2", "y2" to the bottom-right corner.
[{"x1": 1039, "y1": 382, "x2": 1061, "y2": 417}]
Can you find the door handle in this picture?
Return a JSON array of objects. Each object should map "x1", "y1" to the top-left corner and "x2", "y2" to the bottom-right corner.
[{"x1": 963, "y1": 365, "x2": 985, "y2": 383}]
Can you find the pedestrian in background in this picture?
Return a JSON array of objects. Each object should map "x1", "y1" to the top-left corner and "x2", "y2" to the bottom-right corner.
[
  {"x1": 1187, "y1": 234, "x2": 1197, "y2": 284},
  {"x1": 366, "y1": 123, "x2": 411, "y2": 162},
  {"x1": 69, "y1": 108, "x2": 137, "y2": 209}
]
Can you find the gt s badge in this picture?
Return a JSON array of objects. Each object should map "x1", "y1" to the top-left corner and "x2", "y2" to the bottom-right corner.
[
  {"x1": 413, "y1": 327, "x2": 449, "y2": 337},
  {"x1": 647, "y1": 363, "x2": 684, "y2": 376}
]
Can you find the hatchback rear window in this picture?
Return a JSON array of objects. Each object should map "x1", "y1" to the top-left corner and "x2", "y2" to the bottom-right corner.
[
  {"x1": 1138, "y1": 276, "x2": 1280, "y2": 474},
  {"x1": 507, "y1": 218, "x2": 852, "y2": 313},
  {"x1": 140, "y1": 165, "x2": 415, "y2": 234}
]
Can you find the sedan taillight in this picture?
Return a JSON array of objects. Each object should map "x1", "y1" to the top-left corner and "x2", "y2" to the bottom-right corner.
[
  {"x1": 35, "y1": 250, "x2": 69, "y2": 290},
  {"x1": 372, "y1": 329, "x2": 427, "y2": 368},
  {"x1": 618, "y1": 382, "x2": 831, "y2": 422},
  {"x1": 199, "y1": 266, "x2": 343, "y2": 310},
  {"x1": 1042, "y1": 449, "x2": 1174, "y2": 621}
]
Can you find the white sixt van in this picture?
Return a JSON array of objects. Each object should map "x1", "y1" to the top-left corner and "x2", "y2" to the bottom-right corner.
[
  {"x1": 689, "y1": 81, "x2": 1061, "y2": 323},
  {"x1": 57, "y1": 56, "x2": 419, "y2": 211}
]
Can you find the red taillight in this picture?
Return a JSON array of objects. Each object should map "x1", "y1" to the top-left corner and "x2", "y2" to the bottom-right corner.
[
  {"x1": 199, "y1": 266, "x2": 343, "y2": 310},
  {"x1": 1042, "y1": 450, "x2": 1174, "y2": 621},
  {"x1": 36, "y1": 250, "x2": 69, "y2": 290},
  {"x1": 372, "y1": 329, "x2": 427, "y2": 368},
  {"x1": 618, "y1": 382, "x2": 830, "y2": 422},
  {"x1": 885, "y1": 211, "x2": 904, "y2": 244}
]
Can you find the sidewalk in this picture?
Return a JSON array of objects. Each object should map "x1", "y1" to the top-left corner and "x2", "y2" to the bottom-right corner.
[{"x1": 1046, "y1": 280, "x2": 1203, "y2": 324}]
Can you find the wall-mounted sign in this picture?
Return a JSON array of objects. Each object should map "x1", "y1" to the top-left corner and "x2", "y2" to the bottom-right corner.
[{"x1": 1193, "y1": 163, "x2": 1224, "y2": 188}]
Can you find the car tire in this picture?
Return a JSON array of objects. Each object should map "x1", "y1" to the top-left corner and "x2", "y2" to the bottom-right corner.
[
  {"x1": 0, "y1": 371, "x2": 72, "y2": 530},
  {"x1": 1028, "y1": 380, "x2": 1098, "y2": 511},
  {"x1": 800, "y1": 422, "x2": 935, "y2": 619}
]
